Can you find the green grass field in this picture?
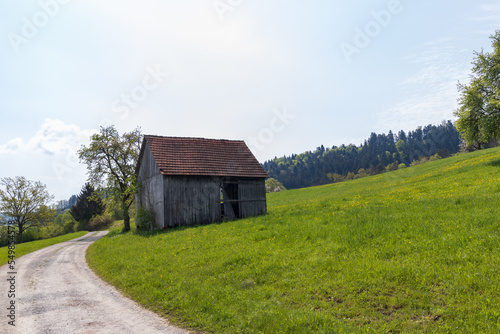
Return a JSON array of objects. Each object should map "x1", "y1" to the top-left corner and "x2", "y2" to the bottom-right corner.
[
  {"x1": 87, "y1": 147, "x2": 500, "y2": 333},
  {"x1": 0, "y1": 231, "x2": 88, "y2": 267}
]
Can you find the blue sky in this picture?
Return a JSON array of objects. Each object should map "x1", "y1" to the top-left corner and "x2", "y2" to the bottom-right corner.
[{"x1": 0, "y1": 0, "x2": 499, "y2": 201}]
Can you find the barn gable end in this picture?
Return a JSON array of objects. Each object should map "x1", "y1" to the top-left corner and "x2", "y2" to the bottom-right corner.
[
  {"x1": 136, "y1": 141, "x2": 164, "y2": 229},
  {"x1": 135, "y1": 135, "x2": 268, "y2": 228}
]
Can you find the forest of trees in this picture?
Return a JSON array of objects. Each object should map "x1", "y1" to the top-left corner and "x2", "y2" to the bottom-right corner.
[
  {"x1": 55, "y1": 195, "x2": 77, "y2": 213},
  {"x1": 263, "y1": 121, "x2": 461, "y2": 190}
]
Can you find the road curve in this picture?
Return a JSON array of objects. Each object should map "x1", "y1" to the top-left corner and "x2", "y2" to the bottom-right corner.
[{"x1": 1, "y1": 231, "x2": 189, "y2": 334}]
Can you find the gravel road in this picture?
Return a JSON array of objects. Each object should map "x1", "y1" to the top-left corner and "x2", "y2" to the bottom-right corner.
[{"x1": 1, "y1": 231, "x2": 189, "y2": 334}]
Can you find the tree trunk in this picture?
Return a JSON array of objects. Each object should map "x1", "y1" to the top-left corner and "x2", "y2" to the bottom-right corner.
[
  {"x1": 17, "y1": 221, "x2": 24, "y2": 243},
  {"x1": 122, "y1": 200, "x2": 130, "y2": 232}
]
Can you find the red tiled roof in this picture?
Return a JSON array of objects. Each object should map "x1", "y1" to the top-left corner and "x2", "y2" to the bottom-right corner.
[{"x1": 139, "y1": 135, "x2": 269, "y2": 178}]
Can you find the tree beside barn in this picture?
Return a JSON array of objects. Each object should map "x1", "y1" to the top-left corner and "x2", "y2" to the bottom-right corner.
[{"x1": 78, "y1": 126, "x2": 142, "y2": 232}]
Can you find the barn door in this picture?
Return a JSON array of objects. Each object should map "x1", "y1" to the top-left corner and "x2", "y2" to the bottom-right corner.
[{"x1": 221, "y1": 182, "x2": 240, "y2": 220}]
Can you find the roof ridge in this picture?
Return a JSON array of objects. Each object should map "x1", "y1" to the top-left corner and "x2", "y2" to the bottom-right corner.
[{"x1": 145, "y1": 134, "x2": 245, "y2": 143}]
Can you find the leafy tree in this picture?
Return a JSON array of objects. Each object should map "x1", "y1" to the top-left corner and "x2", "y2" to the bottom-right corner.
[
  {"x1": 265, "y1": 178, "x2": 287, "y2": 193},
  {"x1": 54, "y1": 210, "x2": 78, "y2": 234},
  {"x1": 70, "y1": 183, "x2": 105, "y2": 229},
  {"x1": 455, "y1": 30, "x2": 500, "y2": 149},
  {"x1": 78, "y1": 126, "x2": 142, "y2": 232},
  {"x1": 0, "y1": 176, "x2": 55, "y2": 240}
]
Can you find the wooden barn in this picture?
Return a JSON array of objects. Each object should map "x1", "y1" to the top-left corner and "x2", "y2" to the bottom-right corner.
[{"x1": 135, "y1": 135, "x2": 269, "y2": 228}]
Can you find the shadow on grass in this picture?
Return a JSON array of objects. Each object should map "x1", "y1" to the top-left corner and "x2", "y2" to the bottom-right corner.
[
  {"x1": 487, "y1": 159, "x2": 500, "y2": 167},
  {"x1": 132, "y1": 221, "x2": 229, "y2": 238},
  {"x1": 107, "y1": 214, "x2": 267, "y2": 239}
]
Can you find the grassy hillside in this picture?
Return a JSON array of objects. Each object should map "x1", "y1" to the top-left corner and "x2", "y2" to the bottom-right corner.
[{"x1": 87, "y1": 147, "x2": 500, "y2": 333}]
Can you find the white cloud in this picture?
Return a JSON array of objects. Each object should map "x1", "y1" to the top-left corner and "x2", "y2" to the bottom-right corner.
[
  {"x1": 0, "y1": 119, "x2": 96, "y2": 155},
  {"x1": 470, "y1": 4, "x2": 500, "y2": 22},
  {"x1": 375, "y1": 43, "x2": 470, "y2": 132},
  {"x1": 470, "y1": 15, "x2": 500, "y2": 22},
  {"x1": 479, "y1": 3, "x2": 500, "y2": 12}
]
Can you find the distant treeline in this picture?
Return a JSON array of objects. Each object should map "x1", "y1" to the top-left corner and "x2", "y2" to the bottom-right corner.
[
  {"x1": 263, "y1": 121, "x2": 461, "y2": 189},
  {"x1": 55, "y1": 195, "x2": 77, "y2": 213}
]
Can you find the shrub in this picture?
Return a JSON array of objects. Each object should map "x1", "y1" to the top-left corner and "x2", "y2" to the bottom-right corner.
[
  {"x1": 88, "y1": 213, "x2": 114, "y2": 231},
  {"x1": 385, "y1": 161, "x2": 399, "y2": 172},
  {"x1": 265, "y1": 178, "x2": 287, "y2": 193},
  {"x1": 429, "y1": 153, "x2": 442, "y2": 161},
  {"x1": 18, "y1": 228, "x2": 37, "y2": 243},
  {"x1": 47, "y1": 224, "x2": 63, "y2": 238},
  {"x1": 76, "y1": 220, "x2": 88, "y2": 232},
  {"x1": 0, "y1": 219, "x2": 74, "y2": 246},
  {"x1": 327, "y1": 173, "x2": 345, "y2": 183},
  {"x1": 104, "y1": 198, "x2": 123, "y2": 220},
  {"x1": 54, "y1": 210, "x2": 78, "y2": 233},
  {"x1": 136, "y1": 208, "x2": 155, "y2": 231},
  {"x1": 0, "y1": 226, "x2": 8, "y2": 247},
  {"x1": 410, "y1": 156, "x2": 429, "y2": 166},
  {"x1": 63, "y1": 220, "x2": 77, "y2": 234}
]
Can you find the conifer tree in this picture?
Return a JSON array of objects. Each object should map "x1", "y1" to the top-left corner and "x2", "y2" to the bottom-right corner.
[{"x1": 71, "y1": 183, "x2": 105, "y2": 228}]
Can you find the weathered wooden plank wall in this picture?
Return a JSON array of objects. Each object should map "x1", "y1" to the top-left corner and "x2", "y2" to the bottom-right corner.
[
  {"x1": 238, "y1": 179, "x2": 267, "y2": 218},
  {"x1": 163, "y1": 176, "x2": 221, "y2": 227},
  {"x1": 161, "y1": 177, "x2": 266, "y2": 227},
  {"x1": 136, "y1": 142, "x2": 164, "y2": 228}
]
